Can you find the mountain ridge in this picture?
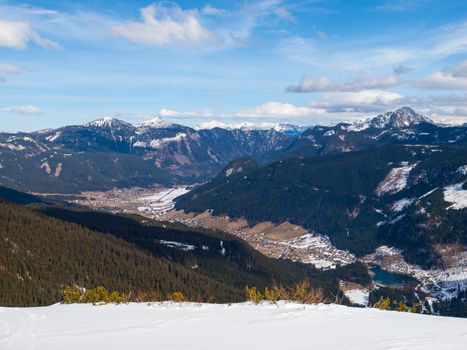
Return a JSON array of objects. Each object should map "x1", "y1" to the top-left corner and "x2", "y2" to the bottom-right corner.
[{"x1": 0, "y1": 107, "x2": 465, "y2": 194}]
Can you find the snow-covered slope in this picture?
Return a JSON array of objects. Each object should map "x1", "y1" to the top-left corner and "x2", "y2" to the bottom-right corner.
[
  {"x1": 196, "y1": 121, "x2": 308, "y2": 135},
  {"x1": 1, "y1": 302, "x2": 466, "y2": 350},
  {"x1": 348, "y1": 106, "x2": 434, "y2": 131}
]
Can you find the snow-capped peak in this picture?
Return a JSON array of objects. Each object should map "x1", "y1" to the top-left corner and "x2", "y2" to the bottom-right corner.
[
  {"x1": 273, "y1": 123, "x2": 309, "y2": 134},
  {"x1": 137, "y1": 117, "x2": 174, "y2": 129},
  {"x1": 348, "y1": 107, "x2": 434, "y2": 131},
  {"x1": 85, "y1": 117, "x2": 133, "y2": 129},
  {"x1": 196, "y1": 121, "x2": 308, "y2": 134}
]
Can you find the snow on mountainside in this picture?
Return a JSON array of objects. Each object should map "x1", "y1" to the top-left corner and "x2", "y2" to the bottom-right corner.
[
  {"x1": 443, "y1": 182, "x2": 467, "y2": 210},
  {"x1": 196, "y1": 120, "x2": 308, "y2": 133},
  {"x1": 1, "y1": 302, "x2": 465, "y2": 350},
  {"x1": 136, "y1": 117, "x2": 177, "y2": 131},
  {"x1": 279, "y1": 107, "x2": 466, "y2": 160},
  {"x1": 0, "y1": 107, "x2": 465, "y2": 194},
  {"x1": 85, "y1": 117, "x2": 134, "y2": 129},
  {"x1": 348, "y1": 107, "x2": 434, "y2": 131},
  {"x1": 375, "y1": 162, "x2": 418, "y2": 196}
]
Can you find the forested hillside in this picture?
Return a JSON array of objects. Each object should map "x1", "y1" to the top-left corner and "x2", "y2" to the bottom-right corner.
[
  {"x1": 0, "y1": 200, "x2": 238, "y2": 306},
  {"x1": 176, "y1": 143, "x2": 467, "y2": 267},
  {"x1": 0, "y1": 193, "x2": 370, "y2": 306}
]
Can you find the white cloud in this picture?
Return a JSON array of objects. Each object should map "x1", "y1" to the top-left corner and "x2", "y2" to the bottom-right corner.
[
  {"x1": 413, "y1": 60, "x2": 467, "y2": 90},
  {"x1": 0, "y1": 20, "x2": 31, "y2": 48},
  {"x1": 202, "y1": 5, "x2": 229, "y2": 17},
  {"x1": 159, "y1": 108, "x2": 214, "y2": 118},
  {"x1": 112, "y1": 4, "x2": 214, "y2": 47},
  {"x1": 446, "y1": 60, "x2": 467, "y2": 77},
  {"x1": 0, "y1": 1, "x2": 293, "y2": 51},
  {"x1": 310, "y1": 90, "x2": 403, "y2": 113},
  {"x1": 0, "y1": 19, "x2": 58, "y2": 49},
  {"x1": 236, "y1": 102, "x2": 315, "y2": 118},
  {"x1": 1, "y1": 105, "x2": 42, "y2": 115},
  {"x1": 414, "y1": 72, "x2": 467, "y2": 90},
  {"x1": 302, "y1": 89, "x2": 467, "y2": 123},
  {"x1": 287, "y1": 73, "x2": 402, "y2": 93},
  {"x1": 0, "y1": 62, "x2": 23, "y2": 74}
]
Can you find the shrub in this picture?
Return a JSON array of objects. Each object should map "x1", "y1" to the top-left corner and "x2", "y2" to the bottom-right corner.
[
  {"x1": 62, "y1": 286, "x2": 129, "y2": 305},
  {"x1": 82, "y1": 287, "x2": 101, "y2": 304},
  {"x1": 292, "y1": 281, "x2": 324, "y2": 304},
  {"x1": 130, "y1": 291, "x2": 161, "y2": 303},
  {"x1": 374, "y1": 297, "x2": 391, "y2": 310},
  {"x1": 63, "y1": 285, "x2": 83, "y2": 304},
  {"x1": 245, "y1": 286, "x2": 263, "y2": 304},
  {"x1": 109, "y1": 290, "x2": 130, "y2": 304},
  {"x1": 264, "y1": 287, "x2": 280, "y2": 303},
  {"x1": 373, "y1": 296, "x2": 420, "y2": 313},
  {"x1": 395, "y1": 300, "x2": 409, "y2": 312},
  {"x1": 169, "y1": 291, "x2": 187, "y2": 302},
  {"x1": 246, "y1": 281, "x2": 326, "y2": 305}
]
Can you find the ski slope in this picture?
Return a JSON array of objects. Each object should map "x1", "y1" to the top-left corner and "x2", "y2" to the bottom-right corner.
[{"x1": 1, "y1": 302, "x2": 466, "y2": 350}]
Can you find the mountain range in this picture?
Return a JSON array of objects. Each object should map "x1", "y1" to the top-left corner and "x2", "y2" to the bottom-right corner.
[
  {"x1": 0, "y1": 116, "x2": 291, "y2": 192},
  {"x1": 175, "y1": 108, "x2": 466, "y2": 271},
  {"x1": 0, "y1": 107, "x2": 465, "y2": 194}
]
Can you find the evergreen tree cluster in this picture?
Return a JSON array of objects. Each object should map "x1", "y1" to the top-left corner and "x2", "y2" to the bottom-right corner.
[
  {"x1": 0, "y1": 200, "x2": 237, "y2": 306},
  {"x1": 0, "y1": 196, "x2": 370, "y2": 307}
]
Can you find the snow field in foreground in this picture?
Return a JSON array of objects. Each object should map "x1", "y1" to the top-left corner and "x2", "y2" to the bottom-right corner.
[{"x1": 1, "y1": 302, "x2": 466, "y2": 350}]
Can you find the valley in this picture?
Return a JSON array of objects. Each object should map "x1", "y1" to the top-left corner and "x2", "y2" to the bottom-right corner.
[
  {"x1": 65, "y1": 180, "x2": 466, "y2": 306},
  {"x1": 1, "y1": 106, "x2": 465, "y2": 317},
  {"x1": 67, "y1": 185, "x2": 357, "y2": 270}
]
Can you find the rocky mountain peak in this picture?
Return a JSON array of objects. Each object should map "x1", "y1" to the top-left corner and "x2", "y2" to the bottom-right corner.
[
  {"x1": 85, "y1": 117, "x2": 133, "y2": 129},
  {"x1": 137, "y1": 116, "x2": 175, "y2": 130},
  {"x1": 348, "y1": 107, "x2": 434, "y2": 131},
  {"x1": 371, "y1": 107, "x2": 433, "y2": 129}
]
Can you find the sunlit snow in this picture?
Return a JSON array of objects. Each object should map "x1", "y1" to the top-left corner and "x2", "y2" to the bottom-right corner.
[
  {"x1": 1, "y1": 302, "x2": 465, "y2": 350},
  {"x1": 443, "y1": 182, "x2": 467, "y2": 210}
]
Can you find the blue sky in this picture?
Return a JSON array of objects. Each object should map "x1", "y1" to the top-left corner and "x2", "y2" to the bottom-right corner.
[{"x1": 1, "y1": 0, "x2": 467, "y2": 131}]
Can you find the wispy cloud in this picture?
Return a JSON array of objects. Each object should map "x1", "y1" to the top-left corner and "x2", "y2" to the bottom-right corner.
[
  {"x1": 1, "y1": 1, "x2": 294, "y2": 51},
  {"x1": 202, "y1": 5, "x2": 230, "y2": 17},
  {"x1": 310, "y1": 90, "x2": 403, "y2": 114},
  {"x1": 273, "y1": 6, "x2": 295, "y2": 22},
  {"x1": 0, "y1": 62, "x2": 26, "y2": 82},
  {"x1": 0, "y1": 19, "x2": 58, "y2": 49},
  {"x1": 1, "y1": 105, "x2": 42, "y2": 115},
  {"x1": 286, "y1": 73, "x2": 402, "y2": 93},
  {"x1": 112, "y1": 4, "x2": 214, "y2": 47},
  {"x1": 413, "y1": 60, "x2": 467, "y2": 90},
  {"x1": 0, "y1": 63, "x2": 23, "y2": 74},
  {"x1": 159, "y1": 108, "x2": 214, "y2": 118},
  {"x1": 236, "y1": 102, "x2": 315, "y2": 118}
]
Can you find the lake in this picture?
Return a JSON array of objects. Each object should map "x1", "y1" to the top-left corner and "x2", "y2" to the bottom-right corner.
[{"x1": 370, "y1": 266, "x2": 416, "y2": 287}]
